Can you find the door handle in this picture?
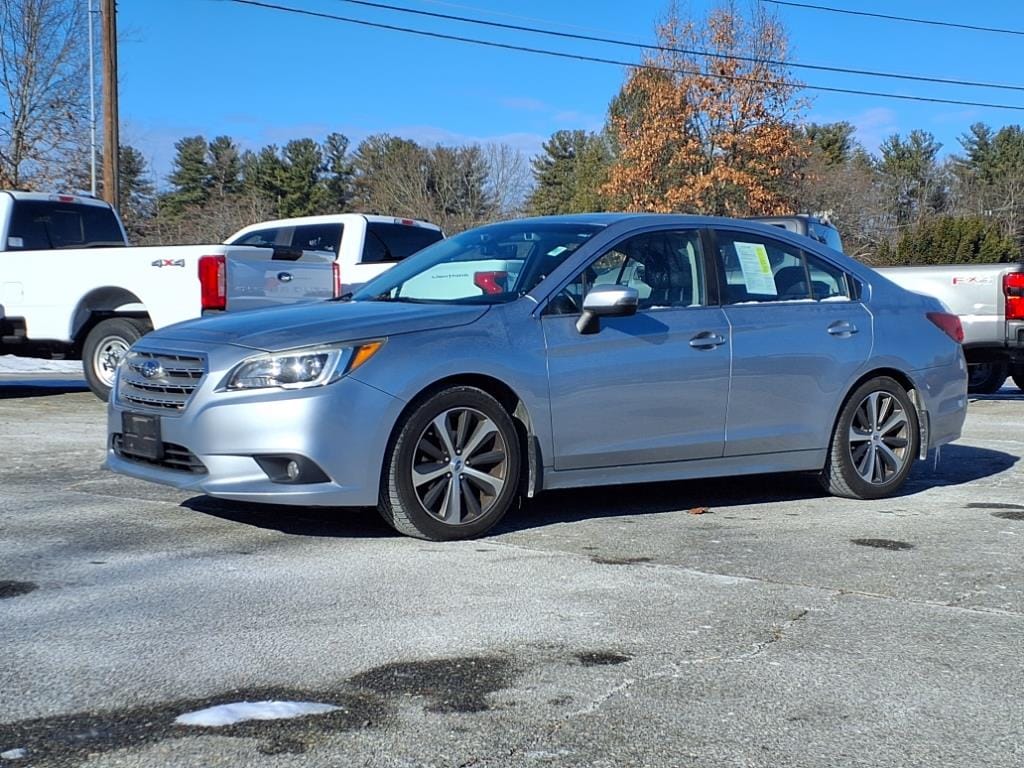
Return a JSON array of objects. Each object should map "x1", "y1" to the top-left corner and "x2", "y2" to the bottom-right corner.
[
  {"x1": 277, "y1": 272, "x2": 293, "y2": 283},
  {"x1": 827, "y1": 320, "x2": 858, "y2": 337},
  {"x1": 689, "y1": 331, "x2": 727, "y2": 350}
]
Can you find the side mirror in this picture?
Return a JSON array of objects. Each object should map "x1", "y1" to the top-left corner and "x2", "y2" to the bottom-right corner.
[{"x1": 576, "y1": 284, "x2": 639, "y2": 334}]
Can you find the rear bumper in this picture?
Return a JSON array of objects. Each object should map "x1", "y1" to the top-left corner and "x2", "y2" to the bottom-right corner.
[{"x1": 913, "y1": 354, "x2": 968, "y2": 451}]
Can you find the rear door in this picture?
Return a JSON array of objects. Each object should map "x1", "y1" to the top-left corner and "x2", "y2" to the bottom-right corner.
[
  {"x1": 711, "y1": 228, "x2": 872, "y2": 456},
  {"x1": 543, "y1": 228, "x2": 731, "y2": 470}
]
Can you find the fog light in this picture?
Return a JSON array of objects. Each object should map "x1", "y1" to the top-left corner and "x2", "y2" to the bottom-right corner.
[{"x1": 253, "y1": 454, "x2": 330, "y2": 484}]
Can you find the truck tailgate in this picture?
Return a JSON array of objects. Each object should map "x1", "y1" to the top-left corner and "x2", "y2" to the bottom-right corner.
[{"x1": 224, "y1": 247, "x2": 336, "y2": 312}]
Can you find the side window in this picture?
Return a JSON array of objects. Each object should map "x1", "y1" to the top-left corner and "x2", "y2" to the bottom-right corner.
[
  {"x1": 715, "y1": 230, "x2": 853, "y2": 303},
  {"x1": 548, "y1": 230, "x2": 705, "y2": 314},
  {"x1": 715, "y1": 230, "x2": 810, "y2": 303},
  {"x1": 234, "y1": 227, "x2": 287, "y2": 248},
  {"x1": 291, "y1": 223, "x2": 342, "y2": 255},
  {"x1": 806, "y1": 252, "x2": 850, "y2": 300}
]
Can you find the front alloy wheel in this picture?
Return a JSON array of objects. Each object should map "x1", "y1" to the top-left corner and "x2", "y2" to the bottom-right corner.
[
  {"x1": 379, "y1": 387, "x2": 521, "y2": 540},
  {"x1": 410, "y1": 407, "x2": 510, "y2": 526}
]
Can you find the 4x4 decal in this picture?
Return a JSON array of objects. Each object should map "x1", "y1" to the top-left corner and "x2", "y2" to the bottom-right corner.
[{"x1": 151, "y1": 258, "x2": 186, "y2": 268}]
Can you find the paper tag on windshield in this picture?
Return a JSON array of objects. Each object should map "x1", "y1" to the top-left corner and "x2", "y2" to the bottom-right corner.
[
  {"x1": 734, "y1": 242, "x2": 776, "y2": 295},
  {"x1": 547, "y1": 246, "x2": 567, "y2": 257},
  {"x1": 7, "y1": 236, "x2": 24, "y2": 248}
]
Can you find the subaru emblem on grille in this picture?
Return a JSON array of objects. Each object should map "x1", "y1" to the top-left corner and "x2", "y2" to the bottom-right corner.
[{"x1": 139, "y1": 359, "x2": 163, "y2": 379}]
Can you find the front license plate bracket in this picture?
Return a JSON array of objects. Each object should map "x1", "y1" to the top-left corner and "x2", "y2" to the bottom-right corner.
[{"x1": 122, "y1": 412, "x2": 163, "y2": 460}]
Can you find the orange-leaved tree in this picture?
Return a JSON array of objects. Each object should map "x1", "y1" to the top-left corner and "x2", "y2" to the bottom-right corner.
[{"x1": 604, "y1": 1, "x2": 809, "y2": 216}]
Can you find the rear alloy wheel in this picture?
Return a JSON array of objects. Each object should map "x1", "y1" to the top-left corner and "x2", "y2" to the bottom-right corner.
[
  {"x1": 82, "y1": 317, "x2": 151, "y2": 401},
  {"x1": 967, "y1": 361, "x2": 1009, "y2": 394},
  {"x1": 821, "y1": 376, "x2": 919, "y2": 500},
  {"x1": 1011, "y1": 363, "x2": 1024, "y2": 393},
  {"x1": 379, "y1": 387, "x2": 521, "y2": 540}
]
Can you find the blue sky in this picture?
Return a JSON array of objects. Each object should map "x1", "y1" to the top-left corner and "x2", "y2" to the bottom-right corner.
[{"x1": 117, "y1": 0, "x2": 1024, "y2": 182}]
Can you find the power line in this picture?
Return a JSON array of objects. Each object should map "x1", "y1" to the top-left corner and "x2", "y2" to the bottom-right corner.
[
  {"x1": 220, "y1": 0, "x2": 1024, "y2": 112},
  {"x1": 762, "y1": 1, "x2": 1024, "y2": 37},
  {"x1": 333, "y1": 0, "x2": 1024, "y2": 94}
]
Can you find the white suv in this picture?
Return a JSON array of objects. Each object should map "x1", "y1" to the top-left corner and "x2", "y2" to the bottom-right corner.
[{"x1": 227, "y1": 214, "x2": 443, "y2": 295}]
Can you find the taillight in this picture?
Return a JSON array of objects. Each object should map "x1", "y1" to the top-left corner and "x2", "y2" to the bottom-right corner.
[
  {"x1": 1005, "y1": 272, "x2": 1024, "y2": 320},
  {"x1": 473, "y1": 271, "x2": 508, "y2": 295},
  {"x1": 927, "y1": 311, "x2": 964, "y2": 343},
  {"x1": 332, "y1": 262, "x2": 342, "y2": 298},
  {"x1": 198, "y1": 255, "x2": 226, "y2": 311}
]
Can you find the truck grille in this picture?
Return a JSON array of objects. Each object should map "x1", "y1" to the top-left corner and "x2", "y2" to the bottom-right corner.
[
  {"x1": 117, "y1": 351, "x2": 206, "y2": 412},
  {"x1": 111, "y1": 434, "x2": 207, "y2": 474}
]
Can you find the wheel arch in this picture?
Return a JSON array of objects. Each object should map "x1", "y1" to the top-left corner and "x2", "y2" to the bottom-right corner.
[
  {"x1": 70, "y1": 286, "x2": 150, "y2": 346},
  {"x1": 382, "y1": 372, "x2": 542, "y2": 499}
]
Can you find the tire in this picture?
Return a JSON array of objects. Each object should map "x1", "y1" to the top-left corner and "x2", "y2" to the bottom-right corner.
[
  {"x1": 967, "y1": 361, "x2": 1008, "y2": 394},
  {"x1": 1011, "y1": 363, "x2": 1024, "y2": 393},
  {"x1": 378, "y1": 386, "x2": 521, "y2": 541},
  {"x1": 820, "y1": 376, "x2": 920, "y2": 500},
  {"x1": 82, "y1": 318, "x2": 150, "y2": 401}
]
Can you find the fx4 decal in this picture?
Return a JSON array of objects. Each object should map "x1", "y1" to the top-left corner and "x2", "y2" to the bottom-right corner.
[{"x1": 151, "y1": 258, "x2": 186, "y2": 268}]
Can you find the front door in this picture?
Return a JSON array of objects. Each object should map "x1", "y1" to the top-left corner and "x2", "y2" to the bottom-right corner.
[{"x1": 542, "y1": 229, "x2": 731, "y2": 471}]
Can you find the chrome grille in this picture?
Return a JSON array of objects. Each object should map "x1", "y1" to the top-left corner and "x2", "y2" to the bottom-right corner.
[{"x1": 117, "y1": 350, "x2": 206, "y2": 412}]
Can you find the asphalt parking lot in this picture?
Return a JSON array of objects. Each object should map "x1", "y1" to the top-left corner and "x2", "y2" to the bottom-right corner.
[{"x1": 1, "y1": 374, "x2": 1022, "y2": 768}]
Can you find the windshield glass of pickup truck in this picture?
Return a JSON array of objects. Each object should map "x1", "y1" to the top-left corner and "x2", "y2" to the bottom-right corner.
[{"x1": 351, "y1": 221, "x2": 603, "y2": 304}]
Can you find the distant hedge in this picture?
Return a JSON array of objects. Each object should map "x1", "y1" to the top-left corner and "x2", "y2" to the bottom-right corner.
[{"x1": 875, "y1": 216, "x2": 1021, "y2": 265}]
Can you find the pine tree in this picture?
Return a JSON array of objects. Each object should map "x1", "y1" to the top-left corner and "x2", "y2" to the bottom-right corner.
[
  {"x1": 526, "y1": 130, "x2": 610, "y2": 215},
  {"x1": 323, "y1": 132, "x2": 353, "y2": 212},
  {"x1": 163, "y1": 136, "x2": 210, "y2": 214},
  {"x1": 207, "y1": 136, "x2": 242, "y2": 199}
]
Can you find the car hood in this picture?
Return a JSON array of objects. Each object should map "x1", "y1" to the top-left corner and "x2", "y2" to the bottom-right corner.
[{"x1": 148, "y1": 301, "x2": 490, "y2": 352}]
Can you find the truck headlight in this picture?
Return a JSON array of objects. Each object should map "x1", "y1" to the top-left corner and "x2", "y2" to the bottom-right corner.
[{"x1": 222, "y1": 340, "x2": 384, "y2": 391}]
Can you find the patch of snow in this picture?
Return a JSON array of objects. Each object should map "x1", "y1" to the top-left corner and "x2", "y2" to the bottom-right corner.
[
  {"x1": 0, "y1": 355, "x2": 82, "y2": 374},
  {"x1": 1, "y1": 748, "x2": 27, "y2": 760},
  {"x1": 174, "y1": 701, "x2": 339, "y2": 727}
]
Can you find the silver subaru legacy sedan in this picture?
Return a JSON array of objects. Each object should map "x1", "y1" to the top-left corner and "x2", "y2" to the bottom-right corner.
[{"x1": 105, "y1": 214, "x2": 968, "y2": 540}]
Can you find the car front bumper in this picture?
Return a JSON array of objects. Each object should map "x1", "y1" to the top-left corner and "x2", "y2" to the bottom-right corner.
[{"x1": 105, "y1": 374, "x2": 402, "y2": 507}]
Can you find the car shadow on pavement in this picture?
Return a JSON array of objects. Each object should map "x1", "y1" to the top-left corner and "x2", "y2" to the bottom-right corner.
[
  {"x1": 181, "y1": 495, "x2": 396, "y2": 538},
  {"x1": 499, "y1": 443, "x2": 1019, "y2": 534},
  {"x1": 180, "y1": 445, "x2": 1016, "y2": 539},
  {"x1": 0, "y1": 379, "x2": 89, "y2": 398}
]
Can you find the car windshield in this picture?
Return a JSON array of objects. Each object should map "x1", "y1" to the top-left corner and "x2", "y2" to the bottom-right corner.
[{"x1": 350, "y1": 220, "x2": 604, "y2": 304}]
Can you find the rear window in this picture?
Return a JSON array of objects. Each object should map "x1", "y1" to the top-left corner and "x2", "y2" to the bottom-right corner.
[
  {"x1": 361, "y1": 222, "x2": 443, "y2": 264},
  {"x1": 6, "y1": 201, "x2": 125, "y2": 250}
]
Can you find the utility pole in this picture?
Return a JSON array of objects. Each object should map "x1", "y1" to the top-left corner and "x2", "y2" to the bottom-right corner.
[
  {"x1": 88, "y1": 0, "x2": 97, "y2": 196},
  {"x1": 101, "y1": 0, "x2": 119, "y2": 210}
]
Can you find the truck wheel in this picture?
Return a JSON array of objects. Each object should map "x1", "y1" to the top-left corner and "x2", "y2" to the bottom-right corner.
[
  {"x1": 82, "y1": 318, "x2": 150, "y2": 401},
  {"x1": 378, "y1": 386, "x2": 521, "y2": 540},
  {"x1": 820, "y1": 376, "x2": 919, "y2": 500},
  {"x1": 967, "y1": 361, "x2": 1009, "y2": 395},
  {"x1": 1012, "y1": 364, "x2": 1024, "y2": 393}
]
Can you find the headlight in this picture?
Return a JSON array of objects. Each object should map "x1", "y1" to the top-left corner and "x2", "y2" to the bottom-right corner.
[{"x1": 222, "y1": 340, "x2": 384, "y2": 391}]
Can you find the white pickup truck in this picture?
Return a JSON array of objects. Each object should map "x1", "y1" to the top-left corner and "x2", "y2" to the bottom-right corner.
[
  {"x1": 0, "y1": 191, "x2": 336, "y2": 398},
  {"x1": 226, "y1": 213, "x2": 443, "y2": 296}
]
